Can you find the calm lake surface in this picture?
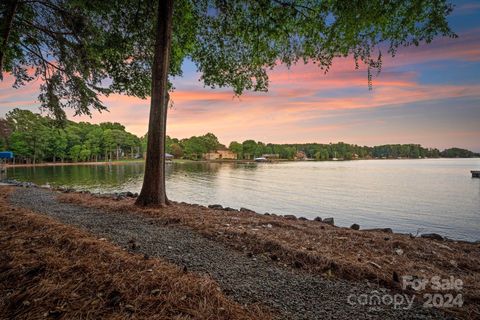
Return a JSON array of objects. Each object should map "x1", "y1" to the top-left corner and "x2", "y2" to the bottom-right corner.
[{"x1": 4, "y1": 158, "x2": 480, "y2": 241}]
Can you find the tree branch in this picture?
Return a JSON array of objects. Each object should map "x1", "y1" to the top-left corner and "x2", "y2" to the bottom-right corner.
[
  {"x1": 272, "y1": 0, "x2": 315, "y2": 18},
  {"x1": 0, "y1": 0, "x2": 20, "y2": 80},
  {"x1": 19, "y1": 0, "x2": 70, "y2": 15},
  {"x1": 19, "y1": 42, "x2": 66, "y2": 73},
  {"x1": 17, "y1": 18, "x2": 74, "y2": 36}
]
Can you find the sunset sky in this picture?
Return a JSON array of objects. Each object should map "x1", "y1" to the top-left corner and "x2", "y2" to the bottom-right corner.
[{"x1": 1, "y1": 1, "x2": 479, "y2": 151}]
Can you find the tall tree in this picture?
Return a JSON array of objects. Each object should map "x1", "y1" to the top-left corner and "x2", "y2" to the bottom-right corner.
[
  {"x1": 85, "y1": 127, "x2": 104, "y2": 162},
  {"x1": 136, "y1": 0, "x2": 174, "y2": 206},
  {"x1": 6, "y1": 108, "x2": 49, "y2": 163},
  {"x1": 228, "y1": 141, "x2": 243, "y2": 159},
  {"x1": 0, "y1": 118, "x2": 12, "y2": 149},
  {"x1": 201, "y1": 133, "x2": 220, "y2": 152},
  {"x1": 1, "y1": 0, "x2": 456, "y2": 206},
  {"x1": 47, "y1": 128, "x2": 68, "y2": 162}
]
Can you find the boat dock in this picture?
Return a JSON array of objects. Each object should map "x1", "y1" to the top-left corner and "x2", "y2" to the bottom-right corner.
[{"x1": 472, "y1": 171, "x2": 480, "y2": 178}]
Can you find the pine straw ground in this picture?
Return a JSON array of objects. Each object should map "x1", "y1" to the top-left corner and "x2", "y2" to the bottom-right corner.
[
  {"x1": 0, "y1": 187, "x2": 271, "y2": 320},
  {"x1": 58, "y1": 191, "x2": 480, "y2": 319}
]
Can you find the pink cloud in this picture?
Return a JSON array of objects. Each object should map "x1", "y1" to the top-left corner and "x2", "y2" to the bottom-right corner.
[{"x1": 4, "y1": 69, "x2": 476, "y2": 145}]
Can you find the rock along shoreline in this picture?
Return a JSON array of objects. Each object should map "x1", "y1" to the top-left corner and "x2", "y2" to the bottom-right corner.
[{"x1": 1, "y1": 178, "x2": 476, "y2": 245}]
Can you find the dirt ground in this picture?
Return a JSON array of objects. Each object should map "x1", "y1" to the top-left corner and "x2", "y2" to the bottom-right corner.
[
  {"x1": 3, "y1": 184, "x2": 479, "y2": 319},
  {"x1": 0, "y1": 186, "x2": 270, "y2": 320},
  {"x1": 57, "y1": 189, "x2": 480, "y2": 319}
]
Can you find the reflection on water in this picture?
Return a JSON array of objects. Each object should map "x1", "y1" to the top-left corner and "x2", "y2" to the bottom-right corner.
[{"x1": 5, "y1": 159, "x2": 480, "y2": 241}]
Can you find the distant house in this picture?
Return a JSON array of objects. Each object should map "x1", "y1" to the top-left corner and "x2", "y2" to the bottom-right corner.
[
  {"x1": 142, "y1": 152, "x2": 174, "y2": 160},
  {"x1": 262, "y1": 154, "x2": 280, "y2": 160},
  {"x1": 203, "y1": 152, "x2": 219, "y2": 160},
  {"x1": 295, "y1": 151, "x2": 306, "y2": 160},
  {"x1": 203, "y1": 147, "x2": 237, "y2": 160}
]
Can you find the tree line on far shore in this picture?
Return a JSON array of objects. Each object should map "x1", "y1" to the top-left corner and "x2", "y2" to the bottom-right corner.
[
  {"x1": 170, "y1": 137, "x2": 478, "y2": 160},
  {"x1": 1, "y1": 109, "x2": 478, "y2": 164},
  {"x1": 0, "y1": 109, "x2": 141, "y2": 164}
]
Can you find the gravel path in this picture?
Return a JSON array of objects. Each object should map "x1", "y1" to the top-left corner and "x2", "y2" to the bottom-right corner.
[{"x1": 10, "y1": 188, "x2": 446, "y2": 320}]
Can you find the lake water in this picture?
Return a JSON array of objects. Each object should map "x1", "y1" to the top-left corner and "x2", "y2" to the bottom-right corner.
[{"x1": 4, "y1": 159, "x2": 480, "y2": 241}]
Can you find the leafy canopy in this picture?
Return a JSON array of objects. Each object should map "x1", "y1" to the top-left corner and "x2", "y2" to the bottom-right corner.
[
  {"x1": 2, "y1": 0, "x2": 455, "y2": 119},
  {"x1": 2, "y1": 108, "x2": 142, "y2": 162}
]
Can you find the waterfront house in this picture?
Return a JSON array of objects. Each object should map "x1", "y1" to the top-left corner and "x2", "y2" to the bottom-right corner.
[
  {"x1": 262, "y1": 154, "x2": 280, "y2": 160},
  {"x1": 142, "y1": 152, "x2": 174, "y2": 160},
  {"x1": 295, "y1": 151, "x2": 306, "y2": 160},
  {"x1": 203, "y1": 147, "x2": 237, "y2": 160}
]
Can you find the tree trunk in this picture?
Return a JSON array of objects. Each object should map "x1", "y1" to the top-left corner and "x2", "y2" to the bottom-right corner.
[
  {"x1": 162, "y1": 92, "x2": 170, "y2": 204},
  {"x1": 0, "y1": 0, "x2": 19, "y2": 80},
  {"x1": 33, "y1": 140, "x2": 36, "y2": 165},
  {"x1": 136, "y1": 0, "x2": 173, "y2": 207}
]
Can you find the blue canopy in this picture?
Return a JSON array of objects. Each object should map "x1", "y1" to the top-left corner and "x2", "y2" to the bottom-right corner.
[{"x1": 0, "y1": 151, "x2": 14, "y2": 159}]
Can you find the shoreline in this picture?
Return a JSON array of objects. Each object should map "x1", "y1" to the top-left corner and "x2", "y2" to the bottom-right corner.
[
  {"x1": 3, "y1": 178, "x2": 478, "y2": 243},
  {"x1": 56, "y1": 192, "x2": 480, "y2": 245},
  {"x1": 0, "y1": 177, "x2": 477, "y2": 243},
  {"x1": 3, "y1": 156, "x2": 479, "y2": 169},
  {"x1": 3, "y1": 159, "x2": 145, "y2": 168}
]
